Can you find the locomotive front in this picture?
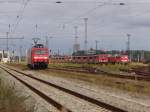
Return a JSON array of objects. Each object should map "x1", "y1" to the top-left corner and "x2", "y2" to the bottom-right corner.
[{"x1": 27, "y1": 44, "x2": 49, "y2": 69}]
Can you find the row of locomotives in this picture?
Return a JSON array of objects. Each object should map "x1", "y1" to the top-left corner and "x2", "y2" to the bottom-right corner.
[
  {"x1": 52, "y1": 55, "x2": 72, "y2": 63},
  {"x1": 0, "y1": 50, "x2": 10, "y2": 63},
  {"x1": 52, "y1": 54, "x2": 129, "y2": 64},
  {"x1": 108, "y1": 55, "x2": 129, "y2": 64},
  {"x1": 27, "y1": 44, "x2": 49, "y2": 69},
  {"x1": 72, "y1": 54, "x2": 109, "y2": 64}
]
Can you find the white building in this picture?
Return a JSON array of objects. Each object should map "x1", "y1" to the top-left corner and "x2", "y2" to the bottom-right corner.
[{"x1": 0, "y1": 50, "x2": 10, "y2": 63}]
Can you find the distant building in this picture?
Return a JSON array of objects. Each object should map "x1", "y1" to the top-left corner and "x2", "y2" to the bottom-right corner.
[
  {"x1": 72, "y1": 49, "x2": 106, "y2": 56},
  {"x1": 0, "y1": 50, "x2": 10, "y2": 63}
]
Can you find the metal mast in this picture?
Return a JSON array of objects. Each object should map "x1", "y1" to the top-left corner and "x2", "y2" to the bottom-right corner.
[
  {"x1": 35, "y1": 24, "x2": 38, "y2": 32},
  {"x1": 45, "y1": 36, "x2": 49, "y2": 48},
  {"x1": 6, "y1": 32, "x2": 9, "y2": 51},
  {"x1": 95, "y1": 40, "x2": 99, "y2": 51},
  {"x1": 84, "y1": 18, "x2": 88, "y2": 53},
  {"x1": 6, "y1": 24, "x2": 11, "y2": 51},
  {"x1": 74, "y1": 26, "x2": 78, "y2": 45},
  {"x1": 127, "y1": 34, "x2": 131, "y2": 61},
  {"x1": 73, "y1": 26, "x2": 80, "y2": 52}
]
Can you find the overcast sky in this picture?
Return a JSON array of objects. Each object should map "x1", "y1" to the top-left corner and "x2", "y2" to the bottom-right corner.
[{"x1": 0, "y1": 0, "x2": 150, "y2": 54}]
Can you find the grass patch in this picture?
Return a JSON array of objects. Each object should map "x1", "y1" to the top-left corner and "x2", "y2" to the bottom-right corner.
[
  {"x1": 49, "y1": 62, "x2": 147, "y2": 71},
  {"x1": 7, "y1": 62, "x2": 147, "y2": 73},
  {"x1": 7, "y1": 62, "x2": 28, "y2": 70}
]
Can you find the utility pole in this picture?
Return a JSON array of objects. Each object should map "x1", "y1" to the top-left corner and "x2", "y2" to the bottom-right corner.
[
  {"x1": 34, "y1": 24, "x2": 40, "y2": 44},
  {"x1": 6, "y1": 32, "x2": 9, "y2": 51},
  {"x1": 127, "y1": 34, "x2": 131, "y2": 61},
  {"x1": 19, "y1": 37, "x2": 24, "y2": 62},
  {"x1": 74, "y1": 26, "x2": 78, "y2": 45},
  {"x1": 95, "y1": 40, "x2": 99, "y2": 51},
  {"x1": 45, "y1": 36, "x2": 53, "y2": 48},
  {"x1": 73, "y1": 26, "x2": 80, "y2": 52},
  {"x1": 35, "y1": 24, "x2": 38, "y2": 32},
  {"x1": 84, "y1": 18, "x2": 88, "y2": 53},
  {"x1": 9, "y1": 24, "x2": 10, "y2": 33},
  {"x1": 45, "y1": 36, "x2": 49, "y2": 48},
  {"x1": 6, "y1": 24, "x2": 11, "y2": 51}
]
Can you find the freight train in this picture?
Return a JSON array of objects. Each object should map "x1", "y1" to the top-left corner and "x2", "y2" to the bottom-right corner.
[{"x1": 27, "y1": 44, "x2": 49, "y2": 69}]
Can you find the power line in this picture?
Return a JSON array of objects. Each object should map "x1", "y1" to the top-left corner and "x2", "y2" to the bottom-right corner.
[
  {"x1": 0, "y1": 34, "x2": 24, "y2": 51},
  {"x1": 62, "y1": 4, "x2": 105, "y2": 28},
  {"x1": 0, "y1": 0, "x2": 106, "y2": 4},
  {"x1": 11, "y1": 0, "x2": 31, "y2": 34},
  {"x1": 61, "y1": 1, "x2": 126, "y2": 28},
  {"x1": 1, "y1": 0, "x2": 150, "y2": 4}
]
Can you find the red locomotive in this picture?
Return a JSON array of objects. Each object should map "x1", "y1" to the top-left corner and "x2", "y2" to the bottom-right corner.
[
  {"x1": 27, "y1": 44, "x2": 49, "y2": 69},
  {"x1": 72, "y1": 54, "x2": 109, "y2": 64},
  {"x1": 53, "y1": 55, "x2": 72, "y2": 63},
  {"x1": 108, "y1": 55, "x2": 129, "y2": 64}
]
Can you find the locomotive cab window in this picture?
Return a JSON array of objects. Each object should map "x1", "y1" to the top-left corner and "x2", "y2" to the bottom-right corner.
[
  {"x1": 89, "y1": 57, "x2": 93, "y2": 59},
  {"x1": 34, "y1": 50, "x2": 47, "y2": 55},
  {"x1": 78, "y1": 57, "x2": 81, "y2": 59},
  {"x1": 83, "y1": 57, "x2": 87, "y2": 59}
]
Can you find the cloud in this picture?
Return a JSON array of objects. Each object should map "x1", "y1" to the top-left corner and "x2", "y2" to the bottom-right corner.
[{"x1": 0, "y1": 0, "x2": 150, "y2": 52}]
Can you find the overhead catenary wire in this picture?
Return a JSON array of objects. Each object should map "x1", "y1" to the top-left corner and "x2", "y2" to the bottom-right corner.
[
  {"x1": 0, "y1": 0, "x2": 150, "y2": 4},
  {"x1": 61, "y1": 1, "x2": 126, "y2": 28},
  {"x1": 10, "y1": 0, "x2": 31, "y2": 34},
  {"x1": 62, "y1": 3, "x2": 106, "y2": 29},
  {"x1": 1, "y1": 0, "x2": 149, "y2": 36}
]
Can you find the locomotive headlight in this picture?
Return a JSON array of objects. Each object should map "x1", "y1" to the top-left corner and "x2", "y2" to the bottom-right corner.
[
  {"x1": 34, "y1": 57, "x2": 38, "y2": 59},
  {"x1": 33, "y1": 56, "x2": 48, "y2": 59},
  {"x1": 43, "y1": 57, "x2": 48, "y2": 59}
]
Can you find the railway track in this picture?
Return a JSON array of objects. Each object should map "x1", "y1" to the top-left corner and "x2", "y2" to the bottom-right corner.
[
  {"x1": 0, "y1": 65, "x2": 71, "y2": 112},
  {"x1": 0, "y1": 64, "x2": 127, "y2": 112},
  {"x1": 48, "y1": 67, "x2": 150, "y2": 81},
  {"x1": 120, "y1": 68, "x2": 150, "y2": 81}
]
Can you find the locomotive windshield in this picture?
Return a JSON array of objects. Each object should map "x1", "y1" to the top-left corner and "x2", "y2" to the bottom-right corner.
[{"x1": 35, "y1": 50, "x2": 47, "y2": 55}]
